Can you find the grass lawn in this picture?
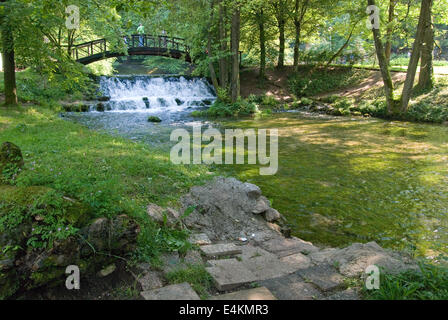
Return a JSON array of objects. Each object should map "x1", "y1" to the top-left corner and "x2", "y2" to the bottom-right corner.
[{"x1": 0, "y1": 105, "x2": 212, "y2": 262}]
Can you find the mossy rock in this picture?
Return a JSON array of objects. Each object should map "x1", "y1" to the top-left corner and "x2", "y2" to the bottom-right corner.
[
  {"x1": 0, "y1": 185, "x2": 93, "y2": 230},
  {"x1": 148, "y1": 116, "x2": 162, "y2": 123},
  {"x1": 0, "y1": 142, "x2": 24, "y2": 182},
  {"x1": 96, "y1": 103, "x2": 105, "y2": 112}
]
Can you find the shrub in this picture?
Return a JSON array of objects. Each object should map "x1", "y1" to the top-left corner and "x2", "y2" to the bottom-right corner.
[
  {"x1": 193, "y1": 99, "x2": 257, "y2": 118},
  {"x1": 261, "y1": 95, "x2": 280, "y2": 108}
]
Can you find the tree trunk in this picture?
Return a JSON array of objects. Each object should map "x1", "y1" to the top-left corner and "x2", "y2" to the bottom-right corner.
[
  {"x1": 293, "y1": 0, "x2": 307, "y2": 69},
  {"x1": 218, "y1": 1, "x2": 228, "y2": 88},
  {"x1": 368, "y1": 0, "x2": 395, "y2": 114},
  {"x1": 230, "y1": 7, "x2": 240, "y2": 103},
  {"x1": 207, "y1": 0, "x2": 220, "y2": 90},
  {"x1": 400, "y1": 0, "x2": 431, "y2": 112},
  {"x1": 258, "y1": 8, "x2": 266, "y2": 80},
  {"x1": 1, "y1": 5, "x2": 18, "y2": 106},
  {"x1": 277, "y1": 18, "x2": 285, "y2": 68},
  {"x1": 418, "y1": 0, "x2": 434, "y2": 90},
  {"x1": 385, "y1": 0, "x2": 396, "y2": 64}
]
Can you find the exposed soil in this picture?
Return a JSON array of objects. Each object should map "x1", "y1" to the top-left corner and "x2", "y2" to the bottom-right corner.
[
  {"x1": 240, "y1": 66, "x2": 408, "y2": 104},
  {"x1": 14, "y1": 262, "x2": 140, "y2": 300}
]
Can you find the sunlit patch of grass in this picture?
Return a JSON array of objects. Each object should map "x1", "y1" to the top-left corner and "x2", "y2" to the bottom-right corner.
[{"x1": 0, "y1": 106, "x2": 211, "y2": 263}]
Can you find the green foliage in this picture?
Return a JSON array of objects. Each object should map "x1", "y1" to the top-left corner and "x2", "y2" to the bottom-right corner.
[
  {"x1": 193, "y1": 99, "x2": 257, "y2": 118},
  {"x1": 0, "y1": 186, "x2": 80, "y2": 249},
  {"x1": 142, "y1": 56, "x2": 191, "y2": 75},
  {"x1": 364, "y1": 263, "x2": 448, "y2": 300},
  {"x1": 0, "y1": 69, "x2": 97, "y2": 105},
  {"x1": 165, "y1": 263, "x2": 214, "y2": 299},
  {"x1": 288, "y1": 67, "x2": 370, "y2": 97}
]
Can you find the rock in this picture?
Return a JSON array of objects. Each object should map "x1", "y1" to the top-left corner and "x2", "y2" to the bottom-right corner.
[
  {"x1": 180, "y1": 177, "x2": 278, "y2": 241},
  {"x1": 200, "y1": 243, "x2": 242, "y2": 258},
  {"x1": 97, "y1": 96, "x2": 111, "y2": 102},
  {"x1": 175, "y1": 98, "x2": 184, "y2": 106},
  {"x1": 189, "y1": 233, "x2": 212, "y2": 246},
  {"x1": 147, "y1": 116, "x2": 162, "y2": 123},
  {"x1": 252, "y1": 197, "x2": 270, "y2": 214},
  {"x1": 264, "y1": 208, "x2": 281, "y2": 222},
  {"x1": 142, "y1": 97, "x2": 150, "y2": 109},
  {"x1": 236, "y1": 245, "x2": 298, "y2": 280},
  {"x1": 206, "y1": 259, "x2": 258, "y2": 291},
  {"x1": 183, "y1": 250, "x2": 203, "y2": 265},
  {"x1": 297, "y1": 264, "x2": 344, "y2": 292},
  {"x1": 325, "y1": 288, "x2": 359, "y2": 300},
  {"x1": 0, "y1": 142, "x2": 24, "y2": 180},
  {"x1": 98, "y1": 264, "x2": 116, "y2": 277},
  {"x1": 279, "y1": 253, "x2": 312, "y2": 270},
  {"x1": 260, "y1": 237, "x2": 319, "y2": 258},
  {"x1": 242, "y1": 182, "x2": 262, "y2": 199},
  {"x1": 146, "y1": 204, "x2": 181, "y2": 228},
  {"x1": 161, "y1": 252, "x2": 181, "y2": 274},
  {"x1": 136, "y1": 271, "x2": 164, "y2": 291},
  {"x1": 309, "y1": 241, "x2": 418, "y2": 277},
  {"x1": 96, "y1": 103, "x2": 105, "y2": 112},
  {"x1": 141, "y1": 282, "x2": 200, "y2": 300},
  {"x1": 260, "y1": 273, "x2": 323, "y2": 300},
  {"x1": 210, "y1": 287, "x2": 277, "y2": 300}
]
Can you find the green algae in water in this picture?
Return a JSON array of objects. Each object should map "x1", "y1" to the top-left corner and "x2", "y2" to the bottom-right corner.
[{"x1": 214, "y1": 113, "x2": 448, "y2": 259}]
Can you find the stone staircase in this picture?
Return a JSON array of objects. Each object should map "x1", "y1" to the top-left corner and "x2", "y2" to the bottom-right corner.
[{"x1": 138, "y1": 234, "x2": 361, "y2": 300}]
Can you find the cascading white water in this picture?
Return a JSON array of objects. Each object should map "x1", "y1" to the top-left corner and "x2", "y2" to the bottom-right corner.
[{"x1": 94, "y1": 76, "x2": 216, "y2": 112}]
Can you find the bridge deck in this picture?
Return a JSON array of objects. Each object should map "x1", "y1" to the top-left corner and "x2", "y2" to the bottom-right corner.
[{"x1": 71, "y1": 34, "x2": 191, "y2": 65}]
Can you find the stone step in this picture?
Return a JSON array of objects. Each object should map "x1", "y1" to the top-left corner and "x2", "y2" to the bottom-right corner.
[
  {"x1": 140, "y1": 282, "x2": 200, "y2": 300},
  {"x1": 236, "y1": 245, "x2": 299, "y2": 281},
  {"x1": 260, "y1": 273, "x2": 323, "y2": 300},
  {"x1": 259, "y1": 237, "x2": 319, "y2": 258},
  {"x1": 210, "y1": 287, "x2": 277, "y2": 300},
  {"x1": 200, "y1": 243, "x2": 242, "y2": 258},
  {"x1": 297, "y1": 264, "x2": 344, "y2": 292},
  {"x1": 206, "y1": 259, "x2": 258, "y2": 291}
]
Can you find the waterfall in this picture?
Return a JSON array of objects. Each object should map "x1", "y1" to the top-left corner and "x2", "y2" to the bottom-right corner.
[{"x1": 94, "y1": 76, "x2": 216, "y2": 112}]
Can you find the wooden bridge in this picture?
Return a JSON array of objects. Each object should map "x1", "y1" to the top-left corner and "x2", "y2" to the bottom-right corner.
[{"x1": 70, "y1": 34, "x2": 191, "y2": 65}]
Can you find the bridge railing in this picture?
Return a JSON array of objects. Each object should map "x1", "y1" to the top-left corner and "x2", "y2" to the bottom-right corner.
[{"x1": 70, "y1": 34, "x2": 190, "y2": 61}]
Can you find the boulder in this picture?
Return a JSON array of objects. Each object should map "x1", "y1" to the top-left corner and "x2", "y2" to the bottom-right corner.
[
  {"x1": 147, "y1": 116, "x2": 162, "y2": 123},
  {"x1": 0, "y1": 142, "x2": 24, "y2": 181},
  {"x1": 309, "y1": 242, "x2": 418, "y2": 277},
  {"x1": 265, "y1": 208, "x2": 281, "y2": 222},
  {"x1": 146, "y1": 203, "x2": 182, "y2": 228},
  {"x1": 180, "y1": 177, "x2": 284, "y2": 241},
  {"x1": 96, "y1": 103, "x2": 105, "y2": 112}
]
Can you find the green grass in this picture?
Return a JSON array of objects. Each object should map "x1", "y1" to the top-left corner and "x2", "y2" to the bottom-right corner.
[
  {"x1": 288, "y1": 66, "x2": 370, "y2": 97},
  {"x1": 165, "y1": 264, "x2": 214, "y2": 299},
  {"x1": 364, "y1": 263, "x2": 448, "y2": 300},
  {"x1": 0, "y1": 105, "x2": 212, "y2": 262}
]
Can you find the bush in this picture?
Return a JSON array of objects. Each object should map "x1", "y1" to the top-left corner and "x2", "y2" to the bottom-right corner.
[
  {"x1": 405, "y1": 102, "x2": 448, "y2": 123},
  {"x1": 261, "y1": 95, "x2": 280, "y2": 108},
  {"x1": 192, "y1": 99, "x2": 257, "y2": 118}
]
